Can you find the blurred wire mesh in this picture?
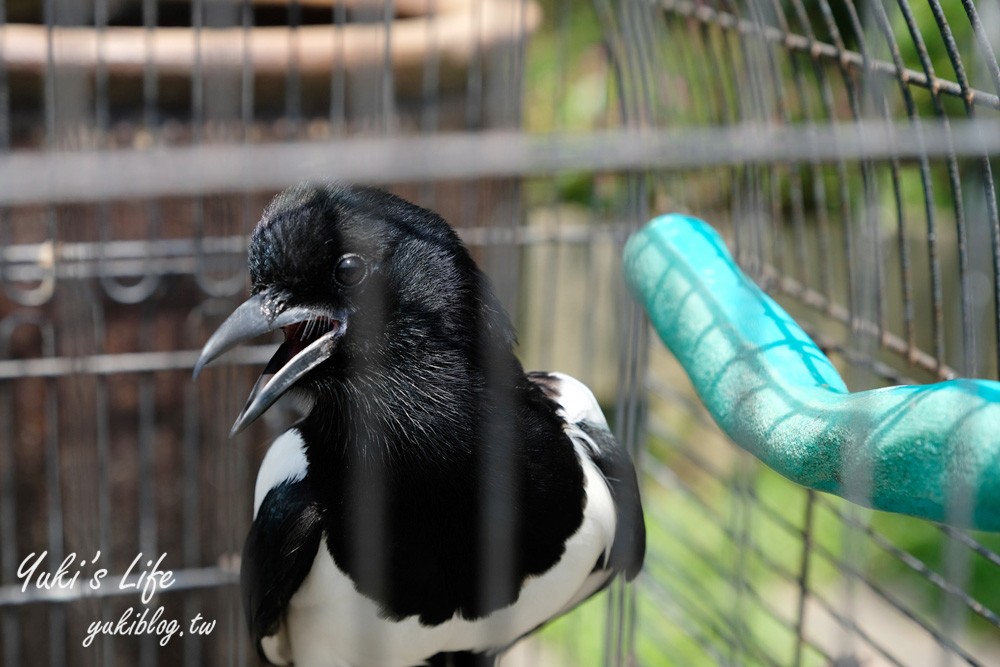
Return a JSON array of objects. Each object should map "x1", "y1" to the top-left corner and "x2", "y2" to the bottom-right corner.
[{"x1": 1, "y1": 0, "x2": 1000, "y2": 665}]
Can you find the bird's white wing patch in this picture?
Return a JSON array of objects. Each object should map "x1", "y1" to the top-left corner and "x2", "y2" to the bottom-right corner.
[
  {"x1": 535, "y1": 373, "x2": 617, "y2": 579},
  {"x1": 254, "y1": 429, "x2": 308, "y2": 519},
  {"x1": 545, "y1": 372, "x2": 610, "y2": 430},
  {"x1": 573, "y1": 435, "x2": 617, "y2": 571}
]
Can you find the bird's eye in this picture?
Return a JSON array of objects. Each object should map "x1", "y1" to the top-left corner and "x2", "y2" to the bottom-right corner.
[{"x1": 335, "y1": 253, "x2": 368, "y2": 287}]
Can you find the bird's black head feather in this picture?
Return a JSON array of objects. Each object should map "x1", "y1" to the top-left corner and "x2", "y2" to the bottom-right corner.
[
  {"x1": 244, "y1": 182, "x2": 546, "y2": 481},
  {"x1": 249, "y1": 183, "x2": 515, "y2": 366}
]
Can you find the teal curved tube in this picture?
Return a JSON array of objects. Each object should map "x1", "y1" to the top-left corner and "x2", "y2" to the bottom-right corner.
[{"x1": 623, "y1": 214, "x2": 1000, "y2": 531}]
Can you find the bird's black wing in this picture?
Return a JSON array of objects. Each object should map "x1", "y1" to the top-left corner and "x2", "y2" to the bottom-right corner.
[
  {"x1": 526, "y1": 371, "x2": 646, "y2": 581},
  {"x1": 577, "y1": 421, "x2": 646, "y2": 579},
  {"x1": 241, "y1": 479, "x2": 324, "y2": 664}
]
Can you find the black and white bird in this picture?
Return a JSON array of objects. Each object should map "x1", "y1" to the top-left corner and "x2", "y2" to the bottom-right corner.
[{"x1": 194, "y1": 184, "x2": 645, "y2": 667}]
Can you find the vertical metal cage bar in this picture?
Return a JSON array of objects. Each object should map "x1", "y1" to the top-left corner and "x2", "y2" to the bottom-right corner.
[
  {"x1": 0, "y1": 316, "x2": 21, "y2": 667},
  {"x1": 958, "y1": 0, "x2": 1000, "y2": 374}
]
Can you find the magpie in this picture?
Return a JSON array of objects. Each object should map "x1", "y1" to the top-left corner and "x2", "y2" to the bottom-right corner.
[{"x1": 194, "y1": 184, "x2": 645, "y2": 667}]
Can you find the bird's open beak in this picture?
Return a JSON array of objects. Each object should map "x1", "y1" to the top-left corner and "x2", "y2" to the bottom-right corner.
[{"x1": 194, "y1": 293, "x2": 346, "y2": 436}]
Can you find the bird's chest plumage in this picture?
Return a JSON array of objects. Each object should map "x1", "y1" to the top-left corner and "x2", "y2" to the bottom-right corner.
[
  {"x1": 263, "y1": 450, "x2": 609, "y2": 667},
  {"x1": 245, "y1": 373, "x2": 637, "y2": 667},
  {"x1": 250, "y1": 427, "x2": 598, "y2": 667},
  {"x1": 283, "y1": 512, "x2": 608, "y2": 667},
  {"x1": 305, "y1": 423, "x2": 587, "y2": 628}
]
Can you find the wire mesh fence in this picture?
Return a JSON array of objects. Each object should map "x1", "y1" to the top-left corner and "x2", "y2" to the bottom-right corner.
[{"x1": 1, "y1": 0, "x2": 1000, "y2": 665}]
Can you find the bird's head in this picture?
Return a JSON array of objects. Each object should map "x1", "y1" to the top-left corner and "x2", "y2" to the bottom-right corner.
[{"x1": 194, "y1": 183, "x2": 515, "y2": 436}]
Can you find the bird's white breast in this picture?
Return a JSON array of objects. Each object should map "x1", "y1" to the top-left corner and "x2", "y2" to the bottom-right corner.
[{"x1": 545, "y1": 372, "x2": 610, "y2": 431}]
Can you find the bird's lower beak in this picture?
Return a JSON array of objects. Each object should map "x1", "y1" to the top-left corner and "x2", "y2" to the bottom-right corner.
[{"x1": 193, "y1": 293, "x2": 346, "y2": 436}]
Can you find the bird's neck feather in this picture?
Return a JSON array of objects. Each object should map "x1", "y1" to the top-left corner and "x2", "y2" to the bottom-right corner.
[{"x1": 299, "y1": 338, "x2": 524, "y2": 478}]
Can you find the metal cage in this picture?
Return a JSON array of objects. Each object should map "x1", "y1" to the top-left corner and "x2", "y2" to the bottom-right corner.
[{"x1": 1, "y1": 0, "x2": 1000, "y2": 665}]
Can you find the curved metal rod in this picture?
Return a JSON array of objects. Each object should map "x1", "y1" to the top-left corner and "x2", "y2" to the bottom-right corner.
[{"x1": 98, "y1": 203, "x2": 161, "y2": 304}]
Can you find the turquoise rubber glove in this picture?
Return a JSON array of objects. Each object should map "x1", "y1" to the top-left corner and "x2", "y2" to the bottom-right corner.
[{"x1": 624, "y1": 214, "x2": 1000, "y2": 531}]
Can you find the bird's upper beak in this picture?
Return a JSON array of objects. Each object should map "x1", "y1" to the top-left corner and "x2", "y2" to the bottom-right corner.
[{"x1": 194, "y1": 293, "x2": 346, "y2": 436}]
